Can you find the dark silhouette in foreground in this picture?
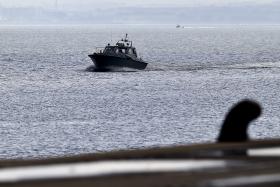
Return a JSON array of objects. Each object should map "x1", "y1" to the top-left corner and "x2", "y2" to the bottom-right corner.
[{"x1": 218, "y1": 100, "x2": 262, "y2": 142}]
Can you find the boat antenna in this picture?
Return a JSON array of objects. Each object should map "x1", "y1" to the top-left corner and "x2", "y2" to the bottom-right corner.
[{"x1": 125, "y1": 33, "x2": 128, "y2": 41}]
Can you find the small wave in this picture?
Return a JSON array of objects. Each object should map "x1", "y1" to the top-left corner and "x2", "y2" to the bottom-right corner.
[
  {"x1": 145, "y1": 63, "x2": 212, "y2": 72},
  {"x1": 85, "y1": 61, "x2": 280, "y2": 73},
  {"x1": 85, "y1": 65, "x2": 138, "y2": 73},
  {"x1": 85, "y1": 65, "x2": 97, "y2": 72},
  {"x1": 225, "y1": 61, "x2": 280, "y2": 70},
  {"x1": 183, "y1": 26, "x2": 218, "y2": 29},
  {"x1": 0, "y1": 53, "x2": 16, "y2": 62},
  {"x1": 1, "y1": 58, "x2": 14, "y2": 62}
]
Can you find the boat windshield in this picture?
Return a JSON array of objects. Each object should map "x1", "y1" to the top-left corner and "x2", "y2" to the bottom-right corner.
[
  {"x1": 117, "y1": 41, "x2": 131, "y2": 47},
  {"x1": 104, "y1": 46, "x2": 114, "y2": 53},
  {"x1": 128, "y1": 49, "x2": 133, "y2": 55}
]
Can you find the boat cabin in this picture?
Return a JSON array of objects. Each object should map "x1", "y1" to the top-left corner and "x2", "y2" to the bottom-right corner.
[{"x1": 101, "y1": 34, "x2": 138, "y2": 58}]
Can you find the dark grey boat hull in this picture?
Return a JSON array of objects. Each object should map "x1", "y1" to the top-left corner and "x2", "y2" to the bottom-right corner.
[{"x1": 89, "y1": 54, "x2": 148, "y2": 70}]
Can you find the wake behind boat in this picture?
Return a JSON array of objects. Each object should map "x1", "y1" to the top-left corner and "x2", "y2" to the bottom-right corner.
[{"x1": 89, "y1": 34, "x2": 148, "y2": 71}]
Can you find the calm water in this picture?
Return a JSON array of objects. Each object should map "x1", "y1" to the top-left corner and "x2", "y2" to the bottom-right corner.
[{"x1": 1, "y1": 25, "x2": 280, "y2": 158}]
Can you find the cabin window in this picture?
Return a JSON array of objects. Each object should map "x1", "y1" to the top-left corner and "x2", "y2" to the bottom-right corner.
[
  {"x1": 122, "y1": 49, "x2": 126, "y2": 53},
  {"x1": 116, "y1": 49, "x2": 119, "y2": 53},
  {"x1": 133, "y1": 49, "x2": 137, "y2": 57},
  {"x1": 104, "y1": 47, "x2": 110, "y2": 53},
  {"x1": 128, "y1": 49, "x2": 133, "y2": 54}
]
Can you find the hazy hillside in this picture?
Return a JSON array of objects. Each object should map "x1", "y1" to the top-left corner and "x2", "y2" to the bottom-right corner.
[{"x1": 1, "y1": 4, "x2": 280, "y2": 24}]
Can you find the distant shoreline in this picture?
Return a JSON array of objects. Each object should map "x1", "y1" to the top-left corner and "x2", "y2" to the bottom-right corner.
[{"x1": 1, "y1": 23, "x2": 280, "y2": 28}]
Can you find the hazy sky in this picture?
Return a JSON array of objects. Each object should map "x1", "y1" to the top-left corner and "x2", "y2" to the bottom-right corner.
[
  {"x1": 1, "y1": 0, "x2": 280, "y2": 24},
  {"x1": 0, "y1": 0, "x2": 277, "y2": 9}
]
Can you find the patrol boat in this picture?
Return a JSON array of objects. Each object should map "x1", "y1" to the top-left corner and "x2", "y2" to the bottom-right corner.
[{"x1": 89, "y1": 34, "x2": 148, "y2": 70}]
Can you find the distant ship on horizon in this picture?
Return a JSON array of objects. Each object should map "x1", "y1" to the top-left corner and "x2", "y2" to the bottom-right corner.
[{"x1": 176, "y1": 24, "x2": 185, "y2": 28}]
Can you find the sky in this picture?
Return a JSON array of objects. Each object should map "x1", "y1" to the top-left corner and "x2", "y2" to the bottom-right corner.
[{"x1": 0, "y1": 0, "x2": 277, "y2": 9}]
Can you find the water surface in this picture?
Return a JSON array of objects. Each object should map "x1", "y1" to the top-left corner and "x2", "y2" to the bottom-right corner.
[{"x1": 1, "y1": 25, "x2": 280, "y2": 158}]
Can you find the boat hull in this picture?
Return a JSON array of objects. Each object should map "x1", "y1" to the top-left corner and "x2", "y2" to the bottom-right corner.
[{"x1": 89, "y1": 54, "x2": 148, "y2": 70}]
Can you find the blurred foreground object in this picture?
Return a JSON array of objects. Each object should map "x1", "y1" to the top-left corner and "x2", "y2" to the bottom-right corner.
[{"x1": 218, "y1": 100, "x2": 262, "y2": 142}]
